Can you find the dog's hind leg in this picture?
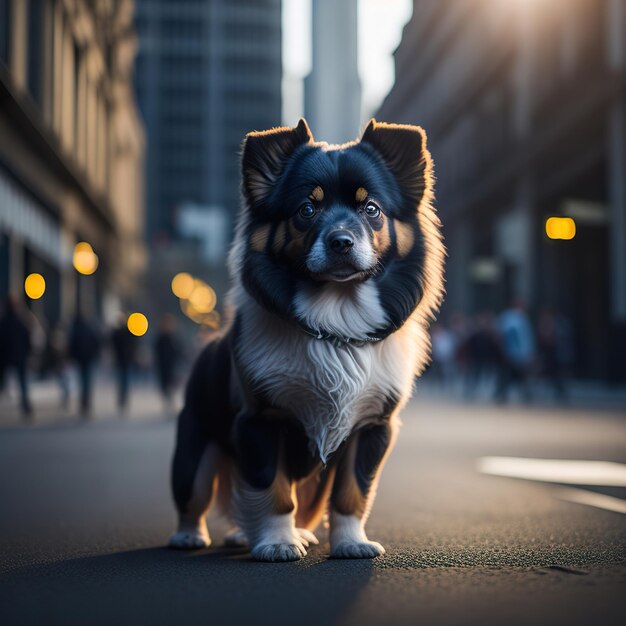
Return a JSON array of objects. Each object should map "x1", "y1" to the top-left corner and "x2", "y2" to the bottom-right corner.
[
  {"x1": 329, "y1": 421, "x2": 395, "y2": 559},
  {"x1": 169, "y1": 408, "x2": 219, "y2": 550}
]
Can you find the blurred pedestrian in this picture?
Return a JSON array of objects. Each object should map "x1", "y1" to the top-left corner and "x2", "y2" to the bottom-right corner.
[
  {"x1": 450, "y1": 312, "x2": 470, "y2": 383},
  {"x1": 154, "y1": 314, "x2": 181, "y2": 409},
  {"x1": 69, "y1": 314, "x2": 101, "y2": 415},
  {"x1": 0, "y1": 295, "x2": 33, "y2": 417},
  {"x1": 537, "y1": 307, "x2": 573, "y2": 402},
  {"x1": 46, "y1": 324, "x2": 71, "y2": 409},
  {"x1": 430, "y1": 321, "x2": 457, "y2": 388},
  {"x1": 111, "y1": 315, "x2": 137, "y2": 412},
  {"x1": 464, "y1": 311, "x2": 501, "y2": 398},
  {"x1": 495, "y1": 300, "x2": 536, "y2": 403}
]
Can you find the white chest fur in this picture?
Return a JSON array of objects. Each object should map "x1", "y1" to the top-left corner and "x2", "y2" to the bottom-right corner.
[{"x1": 232, "y1": 282, "x2": 431, "y2": 462}]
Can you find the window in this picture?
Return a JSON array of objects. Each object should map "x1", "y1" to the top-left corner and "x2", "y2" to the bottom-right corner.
[
  {"x1": 0, "y1": 0, "x2": 10, "y2": 66},
  {"x1": 27, "y1": 0, "x2": 44, "y2": 105},
  {"x1": 74, "y1": 42, "x2": 81, "y2": 154}
]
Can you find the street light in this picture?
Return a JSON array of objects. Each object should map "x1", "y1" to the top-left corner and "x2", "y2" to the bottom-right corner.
[
  {"x1": 73, "y1": 242, "x2": 99, "y2": 275},
  {"x1": 171, "y1": 272, "x2": 194, "y2": 299},
  {"x1": 546, "y1": 217, "x2": 576, "y2": 240},
  {"x1": 188, "y1": 281, "x2": 216, "y2": 313},
  {"x1": 127, "y1": 312, "x2": 149, "y2": 336},
  {"x1": 24, "y1": 273, "x2": 46, "y2": 299}
]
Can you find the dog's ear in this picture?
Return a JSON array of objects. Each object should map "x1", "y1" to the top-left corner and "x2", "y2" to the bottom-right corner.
[
  {"x1": 242, "y1": 119, "x2": 313, "y2": 206},
  {"x1": 361, "y1": 119, "x2": 433, "y2": 207}
]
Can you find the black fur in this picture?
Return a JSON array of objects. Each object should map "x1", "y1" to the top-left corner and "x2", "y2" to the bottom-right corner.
[
  {"x1": 239, "y1": 120, "x2": 433, "y2": 340},
  {"x1": 170, "y1": 119, "x2": 443, "y2": 559},
  {"x1": 354, "y1": 423, "x2": 393, "y2": 495},
  {"x1": 171, "y1": 336, "x2": 233, "y2": 511}
]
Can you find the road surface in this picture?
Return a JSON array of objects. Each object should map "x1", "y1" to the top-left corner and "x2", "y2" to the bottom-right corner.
[{"x1": 0, "y1": 396, "x2": 625, "y2": 625}]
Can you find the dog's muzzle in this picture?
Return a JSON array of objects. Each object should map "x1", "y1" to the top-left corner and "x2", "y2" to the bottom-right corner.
[
  {"x1": 327, "y1": 230, "x2": 354, "y2": 255},
  {"x1": 307, "y1": 224, "x2": 376, "y2": 282}
]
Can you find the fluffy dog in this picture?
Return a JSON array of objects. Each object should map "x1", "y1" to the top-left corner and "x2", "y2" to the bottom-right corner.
[{"x1": 168, "y1": 118, "x2": 445, "y2": 561}]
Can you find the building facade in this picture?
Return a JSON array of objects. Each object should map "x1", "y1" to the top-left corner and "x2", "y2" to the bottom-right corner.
[
  {"x1": 133, "y1": 0, "x2": 282, "y2": 245},
  {"x1": 0, "y1": 0, "x2": 145, "y2": 323},
  {"x1": 378, "y1": 0, "x2": 626, "y2": 380},
  {"x1": 304, "y1": 0, "x2": 360, "y2": 144}
]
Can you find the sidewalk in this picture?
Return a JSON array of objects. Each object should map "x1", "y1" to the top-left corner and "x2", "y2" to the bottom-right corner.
[
  {"x1": 416, "y1": 376, "x2": 626, "y2": 413},
  {"x1": 0, "y1": 371, "x2": 180, "y2": 427},
  {"x1": 2, "y1": 370, "x2": 625, "y2": 428}
]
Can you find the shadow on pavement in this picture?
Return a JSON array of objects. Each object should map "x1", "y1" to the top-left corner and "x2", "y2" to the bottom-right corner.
[{"x1": 0, "y1": 545, "x2": 374, "y2": 626}]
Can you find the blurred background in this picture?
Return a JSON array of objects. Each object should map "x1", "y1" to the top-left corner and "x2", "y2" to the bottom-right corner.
[{"x1": 0, "y1": 0, "x2": 625, "y2": 422}]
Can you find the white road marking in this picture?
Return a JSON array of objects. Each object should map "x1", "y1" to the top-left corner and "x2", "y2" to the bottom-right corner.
[
  {"x1": 477, "y1": 457, "x2": 626, "y2": 487},
  {"x1": 553, "y1": 487, "x2": 626, "y2": 515}
]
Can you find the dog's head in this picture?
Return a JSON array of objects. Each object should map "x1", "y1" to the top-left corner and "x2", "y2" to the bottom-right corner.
[{"x1": 236, "y1": 118, "x2": 444, "y2": 338}]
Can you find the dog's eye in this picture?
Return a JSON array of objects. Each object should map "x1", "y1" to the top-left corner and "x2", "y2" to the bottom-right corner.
[
  {"x1": 364, "y1": 201, "x2": 381, "y2": 218},
  {"x1": 299, "y1": 202, "x2": 316, "y2": 219}
]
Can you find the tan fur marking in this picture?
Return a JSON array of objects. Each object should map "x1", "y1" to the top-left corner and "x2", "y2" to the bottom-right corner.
[
  {"x1": 285, "y1": 218, "x2": 307, "y2": 258},
  {"x1": 295, "y1": 466, "x2": 336, "y2": 530},
  {"x1": 250, "y1": 224, "x2": 271, "y2": 252},
  {"x1": 332, "y1": 439, "x2": 366, "y2": 517},
  {"x1": 355, "y1": 187, "x2": 368, "y2": 203},
  {"x1": 272, "y1": 221, "x2": 286, "y2": 255},
  {"x1": 373, "y1": 219, "x2": 391, "y2": 255},
  {"x1": 395, "y1": 220, "x2": 415, "y2": 257},
  {"x1": 272, "y1": 471, "x2": 295, "y2": 514},
  {"x1": 310, "y1": 186, "x2": 324, "y2": 202}
]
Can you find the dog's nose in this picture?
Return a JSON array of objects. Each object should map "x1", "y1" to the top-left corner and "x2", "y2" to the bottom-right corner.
[{"x1": 327, "y1": 230, "x2": 354, "y2": 254}]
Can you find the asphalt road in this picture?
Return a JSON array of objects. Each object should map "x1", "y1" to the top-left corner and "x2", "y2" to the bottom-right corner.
[{"x1": 0, "y1": 396, "x2": 625, "y2": 626}]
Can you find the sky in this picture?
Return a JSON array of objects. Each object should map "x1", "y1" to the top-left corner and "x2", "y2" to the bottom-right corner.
[{"x1": 282, "y1": 0, "x2": 413, "y2": 127}]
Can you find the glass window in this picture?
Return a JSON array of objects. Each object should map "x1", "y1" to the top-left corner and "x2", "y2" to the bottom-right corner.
[
  {"x1": 27, "y1": 0, "x2": 44, "y2": 105},
  {"x1": 0, "y1": 0, "x2": 10, "y2": 66}
]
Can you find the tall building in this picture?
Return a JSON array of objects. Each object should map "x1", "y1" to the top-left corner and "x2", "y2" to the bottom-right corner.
[
  {"x1": 0, "y1": 0, "x2": 145, "y2": 322},
  {"x1": 133, "y1": 0, "x2": 282, "y2": 246},
  {"x1": 305, "y1": 0, "x2": 360, "y2": 144},
  {"x1": 378, "y1": 0, "x2": 626, "y2": 380}
]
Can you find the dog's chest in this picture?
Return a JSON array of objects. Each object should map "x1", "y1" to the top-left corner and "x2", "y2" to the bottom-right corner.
[
  {"x1": 238, "y1": 325, "x2": 414, "y2": 461},
  {"x1": 234, "y1": 285, "x2": 424, "y2": 461}
]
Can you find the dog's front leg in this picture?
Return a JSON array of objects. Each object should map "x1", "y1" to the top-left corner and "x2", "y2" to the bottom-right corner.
[
  {"x1": 234, "y1": 416, "x2": 307, "y2": 562},
  {"x1": 329, "y1": 421, "x2": 393, "y2": 558}
]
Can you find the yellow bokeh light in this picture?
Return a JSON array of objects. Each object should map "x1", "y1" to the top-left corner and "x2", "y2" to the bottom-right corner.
[
  {"x1": 180, "y1": 298, "x2": 203, "y2": 323},
  {"x1": 202, "y1": 310, "x2": 221, "y2": 329},
  {"x1": 188, "y1": 282, "x2": 217, "y2": 313},
  {"x1": 171, "y1": 272, "x2": 195, "y2": 299},
  {"x1": 180, "y1": 299, "x2": 220, "y2": 327},
  {"x1": 127, "y1": 312, "x2": 149, "y2": 336},
  {"x1": 74, "y1": 241, "x2": 93, "y2": 254},
  {"x1": 24, "y1": 273, "x2": 46, "y2": 299},
  {"x1": 546, "y1": 217, "x2": 576, "y2": 240},
  {"x1": 73, "y1": 242, "x2": 99, "y2": 275}
]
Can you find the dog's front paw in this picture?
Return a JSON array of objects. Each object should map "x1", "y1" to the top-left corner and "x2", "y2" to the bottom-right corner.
[
  {"x1": 251, "y1": 542, "x2": 307, "y2": 562},
  {"x1": 330, "y1": 540, "x2": 385, "y2": 559},
  {"x1": 168, "y1": 529, "x2": 211, "y2": 550},
  {"x1": 296, "y1": 528, "x2": 319, "y2": 547}
]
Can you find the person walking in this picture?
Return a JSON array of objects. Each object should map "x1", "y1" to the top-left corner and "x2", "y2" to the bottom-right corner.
[
  {"x1": 45, "y1": 324, "x2": 71, "y2": 409},
  {"x1": 111, "y1": 315, "x2": 137, "y2": 412},
  {"x1": 537, "y1": 306, "x2": 573, "y2": 402},
  {"x1": 0, "y1": 295, "x2": 33, "y2": 417},
  {"x1": 153, "y1": 314, "x2": 181, "y2": 410},
  {"x1": 430, "y1": 321, "x2": 457, "y2": 389},
  {"x1": 495, "y1": 300, "x2": 536, "y2": 403},
  {"x1": 464, "y1": 311, "x2": 501, "y2": 398},
  {"x1": 69, "y1": 314, "x2": 101, "y2": 416}
]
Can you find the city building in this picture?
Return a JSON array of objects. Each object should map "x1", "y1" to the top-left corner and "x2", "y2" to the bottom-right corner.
[
  {"x1": 0, "y1": 0, "x2": 146, "y2": 324},
  {"x1": 133, "y1": 0, "x2": 282, "y2": 246},
  {"x1": 377, "y1": 0, "x2": 626, "y2": 380},
  {"x1": 305, "y1": 0, "x2": 360, "y2": 144}
]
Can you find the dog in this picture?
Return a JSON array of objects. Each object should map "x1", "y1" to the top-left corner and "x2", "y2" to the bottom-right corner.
[{"x1": 168, "y1": 118, "x2": 445, "y2": 561}]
